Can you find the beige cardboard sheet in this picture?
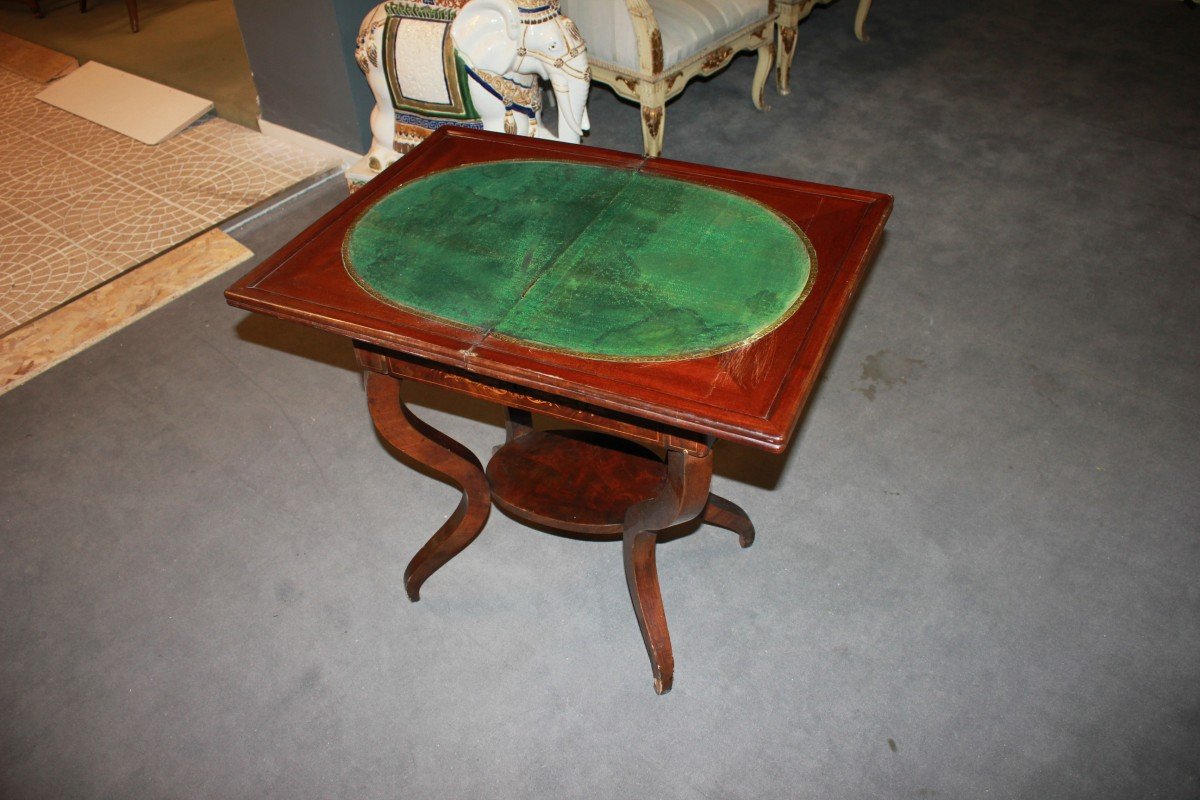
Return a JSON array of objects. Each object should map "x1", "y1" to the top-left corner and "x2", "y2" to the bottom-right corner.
[{"x1": 35, "y1": 61, "x2": 213, "y2": 145}]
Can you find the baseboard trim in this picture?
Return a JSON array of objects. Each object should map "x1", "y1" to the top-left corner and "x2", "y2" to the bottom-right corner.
[{"x1": 258, "y1": 120, "x2": 362, "y2": 169}]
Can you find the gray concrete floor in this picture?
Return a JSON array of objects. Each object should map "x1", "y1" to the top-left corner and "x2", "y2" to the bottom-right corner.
[{"x1": 2, "y1": 0, "x2": 1198, "y2": 797}]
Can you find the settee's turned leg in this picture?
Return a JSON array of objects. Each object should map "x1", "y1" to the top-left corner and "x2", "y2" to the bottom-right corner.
[
  {"x1": 640, "y1": 105, "x2": 665, "y2": 158},
  {"x1": 776, "y1": 28, "x2": 797, "y2": 95},
  {"x1": 753, "y1": 42, "x2": 775, "y2": 111},
  {"x1": 855, "y1": 0, "x2": 873, "y2": 42},
  {"x1": 775, "y1": 2, "x2": 804, "y2": 95},
  {"x1": 637, "y1": 82, "x2": 667, "y2": 158}
]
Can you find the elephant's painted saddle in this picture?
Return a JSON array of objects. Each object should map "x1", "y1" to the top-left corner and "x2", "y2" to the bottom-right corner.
[{"x1": 378, "y1": 0, "x2": 483, "y2": 153}]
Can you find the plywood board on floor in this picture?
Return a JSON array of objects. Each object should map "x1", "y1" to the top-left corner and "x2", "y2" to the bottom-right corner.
[
  {"x1": 35, "y1": 60, "x2": 212, "y2": 144},
  {"x1": 0, "y1": 229, "x2": 252, "y2": 395}
]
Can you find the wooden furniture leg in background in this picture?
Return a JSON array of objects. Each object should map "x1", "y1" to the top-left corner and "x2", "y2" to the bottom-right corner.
[
  {"x1": 80, "y1": 0, "x2": 139, "y2": 32},
  {"x1": 366, "y1": 371, "x2": 491, "y2": 602},
  {"x1": 622, "y1": 442, "x2": 715, "y2": 694}
]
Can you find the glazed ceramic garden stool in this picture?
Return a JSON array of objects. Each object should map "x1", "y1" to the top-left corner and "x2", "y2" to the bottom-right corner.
[{"x1": 225, "y1": 128, "x2": 891, "y2": 694}]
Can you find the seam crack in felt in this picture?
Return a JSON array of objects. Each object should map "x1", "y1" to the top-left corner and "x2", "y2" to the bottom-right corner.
[
  {"x1": 475, "y1": 163, "x2": 645, "y2": 352},
  {"x1": 475, "y1": 164, "x2": 648, "y2": 347}
]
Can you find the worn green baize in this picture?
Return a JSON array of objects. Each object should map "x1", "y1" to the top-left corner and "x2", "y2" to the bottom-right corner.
[{"x1": 344, "y1": 160, "x2": 813, "y2": 360}]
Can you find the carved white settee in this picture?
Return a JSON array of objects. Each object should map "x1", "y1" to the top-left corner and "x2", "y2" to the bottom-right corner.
[{"x1": 561, "y1": 0, "x2": 777, "y2": 157}]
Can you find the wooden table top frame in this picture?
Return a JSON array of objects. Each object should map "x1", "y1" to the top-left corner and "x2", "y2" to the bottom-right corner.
[{"x1": 226, "y1": 127, "x2": 891, "y2": 694}]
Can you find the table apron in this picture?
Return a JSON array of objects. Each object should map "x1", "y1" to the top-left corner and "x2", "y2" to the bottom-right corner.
[{"x1": 354, "y1": 342, "x2": 713, "y2": 456}]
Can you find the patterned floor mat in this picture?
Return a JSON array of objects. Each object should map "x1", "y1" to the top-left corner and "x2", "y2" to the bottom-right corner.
[{"x1": 0, "y1": 65, "x2": 336, "y2": 335}]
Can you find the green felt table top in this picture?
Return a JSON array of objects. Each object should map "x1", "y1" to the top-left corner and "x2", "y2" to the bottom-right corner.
[{"x1": 343, "y1": 160, "x2": 815, "y2": 361}]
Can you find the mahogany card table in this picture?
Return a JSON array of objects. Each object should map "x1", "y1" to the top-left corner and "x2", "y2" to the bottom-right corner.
[{"x1": 225, "y1": 128, "x2": 891, "y2": 694}]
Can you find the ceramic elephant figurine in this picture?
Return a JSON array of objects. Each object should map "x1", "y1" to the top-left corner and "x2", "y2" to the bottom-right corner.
[{"x1": 356, "y1": 0, "x2": 590, "y2": 171}]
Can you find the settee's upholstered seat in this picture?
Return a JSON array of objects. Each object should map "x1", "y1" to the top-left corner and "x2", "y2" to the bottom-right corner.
[
  {"x1": 562, "y1": 0, "x2": 776, "y2": 157},
  {"x1": 580, "y1": 0, "x2": 768, "y2": 70}
]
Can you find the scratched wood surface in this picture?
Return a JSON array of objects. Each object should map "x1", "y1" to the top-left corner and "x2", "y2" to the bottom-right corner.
[{"x1": 226, "y1": 128, "x2": 892, "y2": 451}]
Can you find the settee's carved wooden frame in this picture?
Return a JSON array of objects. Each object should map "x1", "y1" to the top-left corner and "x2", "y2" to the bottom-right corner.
[
  {"x1": 586, "y1": 0, "x2": 779, "y2": 157},
  {"x1": 776, "y1": 0, "x2": 873, "y2": 95}
]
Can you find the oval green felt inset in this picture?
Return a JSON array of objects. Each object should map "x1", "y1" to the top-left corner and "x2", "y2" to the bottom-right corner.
[{"x1": 344, "y1": 160, "x2": 814, "y2": 360}]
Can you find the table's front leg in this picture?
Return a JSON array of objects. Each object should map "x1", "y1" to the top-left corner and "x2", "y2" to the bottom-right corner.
[
  {"x1": 366, "y1": 371, "x2": 491, "y2": 601},
  {"x1": 623, "y1": 444, "x2": 714, "y2": 694}
]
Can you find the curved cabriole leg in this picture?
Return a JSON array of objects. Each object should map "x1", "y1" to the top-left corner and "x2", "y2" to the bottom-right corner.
[
  {"x1": 855, "y1": 0, "x2": 873, "y2": 42},
  {"x1": 623, "y1": 445, "x2": 713, "y2": 694},
  {"x1": 366, "y1": 372, "x2": 491, "y2": 602},
  {"x1": 752, "y1": 42, "x2": 774, "y2": 111},
  {"x1": 702, "y1": 493, "x2": 755, "y2": 548},
  {"x1": 776, "y1": 21, "x2": 798, "y2": 95}
]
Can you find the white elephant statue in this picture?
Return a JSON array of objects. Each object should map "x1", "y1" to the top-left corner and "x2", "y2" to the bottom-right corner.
[{"x1": 355, "y1": 0, "x2": 590, "y2": 171}]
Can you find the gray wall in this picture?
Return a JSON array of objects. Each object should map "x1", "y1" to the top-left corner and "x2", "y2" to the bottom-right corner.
[{"x1": 233, "y1": 0, "x2": 378, "y2": 153}]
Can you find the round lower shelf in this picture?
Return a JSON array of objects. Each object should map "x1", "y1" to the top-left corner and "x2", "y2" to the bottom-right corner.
[{"x1": 486, "y1": 430, "x2": 667, "y2": 536}]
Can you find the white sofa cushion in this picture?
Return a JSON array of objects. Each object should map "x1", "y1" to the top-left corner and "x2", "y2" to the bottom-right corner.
[{"x1": 563, "y1": 0, "x2": 771, "y2": 73}]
